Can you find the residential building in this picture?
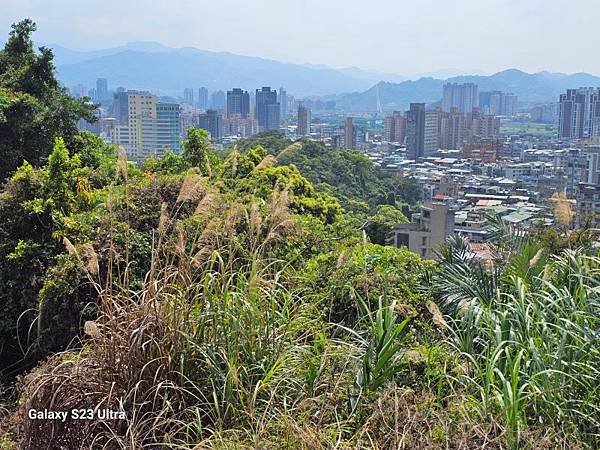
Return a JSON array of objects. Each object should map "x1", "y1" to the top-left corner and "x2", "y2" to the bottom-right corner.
[
  {"x1": 424, "y1": 108, "x2": 443, "y2": 155},
  {"x1": 442, "y1": 83, "x2": 478, "y2": 113},
  {"x1": 198, "y1": 87, "x2": 209, "y2": 110},
  {"x1": 479, "y1": 91, "x2": 518, "y2": 116},
  {"x1": 255, "y1": 87, "x2": 280, "y2": 131},
  {"x1": 390, "y1": 202, "x2": 455, "y2": 259},
  {"x1": 462, "y1": 137, "x2": 503, "y2": 163},
  {"x1": 345, "y1": 116, "x2": 354, "y2": 148},
  {"x1": 197, "y1": 109, "x2": 223, "y2": 142},
  {"x1": 576, "y1": 183, "x2": 600, "y2": 227},
  {"x1": 297, "y1": 105, "x2": 311, "y2": 136},
  {"x1": 279, "y1": 87, "x2": 288, "y2": 120},
  {"x1": 224, "y1": 115, "x2": 258, "y2": 138},
  {"x1": 383, "y1": 111, "x2": 406, "y2": 143},
  {"x1": 406, "y1": 103, "x2": 426, "y2": 160},
  {"x1": 226, "y1": 88, "x2": 250, "y2": 118},
  {"x1": 558, "y1": 89, "x2": 587, "y2": 139},
  {"x1": 210, "y1": 90, "x2": 226, "y2": 111},
  {"x1": 183, "y1": 88, "x2": 194, "y2": 106},
  {"x1": 96, "y1": 78, "x2": 108, "y2": 102}
]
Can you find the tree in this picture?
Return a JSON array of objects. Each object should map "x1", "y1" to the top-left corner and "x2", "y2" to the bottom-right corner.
[
  {"x1": 364, "y1": 204, "x2": 408, "y2": 245},
  {"x1": 181, "y1": 128, "x2": 219, "y2": 176},
  {"x1": 0, "y1": 19, "x2": 97, "y2": 180}
]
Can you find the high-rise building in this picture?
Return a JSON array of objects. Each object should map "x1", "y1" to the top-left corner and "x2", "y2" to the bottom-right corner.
[
  {"x1": 558, "y1": 89, "x2": 587, "y2": 139},
  {"x1": 111, "y1": 91, "x2": 181, "y2": 159},
  {"x1": 440, "y1": 108, "x2": 465, "y2": 149},
  {"x1": 183, "y1": 88, "x2": 195, "y2": 106},
  {"x1": 479, "y1": 91, "x2": 517, "y2": 116},
  {"x1": 96, "y1": 78, "x2": 108, "y2": 102},
  {"x1": 111, "y1": 91, "x2": 166, "y2": 160},
  {"x1": 156, "y1": 102, "x2": 181, "y2": 153},
  {"x1": 226, "y1": 88, "x2": 250, "y2": 118},
  {"x1": 211, "y1": 90, "x2": 226, "y2": 111},
  {"x1": 345, "y1": 116, "x2": 354, "y2": 148},
  {"x1": 198, "y1": 87, "x2": 209, "y2": 110},
  {"x1": 255, "y1": 87, "x2": 280, "y2": 131},
  {"x1": 424, "y1": 109, "x2": 443, "y2": 155},
  {"x1": 466, "y1": 109, "x2": 500, "y2": 139},
  {"x1": 442, "y1": 83, "x2": 478, "y2": 113},
  {"x1": 406, "y1": 103, "x2": 425, "y2": 160},
  {"x1": 279, "y1": 87, "x2": 288, "y2": 121},
  {"x1": 297, "y1": 105, "x2": 311, "y2": 136},
  {"x1": 383, "y1": 111, "x2": 406, "y2": 143},
  {"x1": 224, "y1": 116, "x2": 259, "y2": 138},
  {"x1": 197, "y1": 109, "x2": 223, "y2": 142}
]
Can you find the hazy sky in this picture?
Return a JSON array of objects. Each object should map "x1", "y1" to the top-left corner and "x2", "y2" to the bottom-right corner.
[{"x1": 1, "y1": 0, "x2": 598, "y2": 76}]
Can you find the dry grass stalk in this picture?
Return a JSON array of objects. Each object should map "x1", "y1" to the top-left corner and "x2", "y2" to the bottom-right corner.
[
  {"x1": 194, "y1": 190, "x2": 218, "y2": 216},
  {"x1": 252, "y1": 154, "x2": 277, "y2": 172},
  {"x1": 81, "y1": 243, "x2": 99, "y2": 276},
  {"x1": 177, "y1": 173, "x2": 206, "y2": 203}
]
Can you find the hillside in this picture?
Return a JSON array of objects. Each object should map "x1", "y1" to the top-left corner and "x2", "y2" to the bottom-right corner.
[{"x1": 1, "y1": 20, "x2": 600, "y2": 450}]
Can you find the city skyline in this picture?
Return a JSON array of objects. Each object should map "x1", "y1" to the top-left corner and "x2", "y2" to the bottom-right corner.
[{"x1": 2, "y1": 0, "x2": 600, "y2": 76}]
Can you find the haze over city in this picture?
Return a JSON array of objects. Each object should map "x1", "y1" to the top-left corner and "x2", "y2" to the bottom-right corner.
[{"x1": 1, "y1": 0, "x2": 599, "y2": 76}]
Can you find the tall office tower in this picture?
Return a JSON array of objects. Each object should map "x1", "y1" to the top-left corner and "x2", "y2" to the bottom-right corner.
[
  {"x1": 442, "y1": 83, "x2": 478, "y2": 113},
  {"x1": 558, "y1": 89, "x2": 587, "y2": 139},
  {"x1": 279, "y1": 87, "x2": 288, "y2": 120},
  {"x1": 197, "y1": 109, "x2": 223, "y2": 142},
  {"x1": 384, "y1": 111, "x2": 406, "y2": 143},
  {"x1": 406, "y1": 103, "x2": 425, "y2": 160},
  {"x1": 440, "y1": 108, "x2": 465, "y2": 149},
  {"x1": 156, "y1": 102, "x2": 181, "y2": 153},
  {"x1": 96, "y1": 78, "x2": 108, "y2": 102},
  {"x1": 255, "y1": 87, "x2": 280, "y2": 130},
  {"x1": 210, "y1": 90, "x2": 226, "y2": 111},
  {"x1": 226, "y1": 88, "x2": 250, "y2": 118},
  {"x1": 183, "y1": 88, "x2": 195, "y2": 105},
  {"x1": 198, "y1": 87, "x2": 209, "y2": 110},
  {"x1": 297, "y1": 105, "x2": 311, "y2": 136},
  {"x1": 424, "y1": 109, "x2": 443, "y2": 155},
  {"x1": 111, "y1": 91, "x2": 157, "y2": 160},
  {"x1": 345, "y1": 116, "x2": 354, "y2": 148},
  {"x1": 112, "y1": 91, "x2": 130, "y2": 125}
]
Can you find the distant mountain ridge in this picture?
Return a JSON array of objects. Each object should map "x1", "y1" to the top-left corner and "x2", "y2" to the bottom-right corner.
[
  {"x1": 36, "y1": 41, "x2": 600, "y2": 104},
  {"x1": 48, "y1": 41, "x2": 391, "y2": 97},
  {"x1": 337, "y1": 69, "x2": 600, "y2": 112}
]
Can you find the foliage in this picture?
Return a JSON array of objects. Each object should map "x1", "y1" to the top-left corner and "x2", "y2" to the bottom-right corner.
[{"x1": 0, "y1": 20, "x2": 97, "y2": 180}]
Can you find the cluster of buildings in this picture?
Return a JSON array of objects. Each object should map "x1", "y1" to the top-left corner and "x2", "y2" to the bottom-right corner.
[
  {"x1": 383, "y1": 83, "x2": 504, "y2": 160},
  {"x1": 75, "y1": 77, "x2": 600, "y2": 258},
  {"x1": 557, "y1": 88, "x2": 600, "y2": 139}
]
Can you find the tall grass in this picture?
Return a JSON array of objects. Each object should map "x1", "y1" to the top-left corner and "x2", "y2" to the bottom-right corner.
[{"x1": 440, "y1": 249, "x2": 600, "y2": 448}]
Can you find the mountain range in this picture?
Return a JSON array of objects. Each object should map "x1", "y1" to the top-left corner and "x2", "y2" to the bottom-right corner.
[
  {"x1": 37, "y1": 41, "x2": 600, "y2": 108},
  {"x1": 47, "y1": 41, "x2": 393, "y2": 96},
  {"x1": 336, "y1": 70, "x2": 600, "y2": 112}
]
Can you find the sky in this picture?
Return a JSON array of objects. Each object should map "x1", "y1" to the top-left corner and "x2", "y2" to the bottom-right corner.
[{"x1": 1, "y1": 0, "x2": 599, "y2": 76}]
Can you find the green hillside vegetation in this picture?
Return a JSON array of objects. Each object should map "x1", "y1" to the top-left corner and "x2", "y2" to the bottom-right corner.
[{"x1": 0, "y1": 21, "x2": 599, "y2": 449}]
